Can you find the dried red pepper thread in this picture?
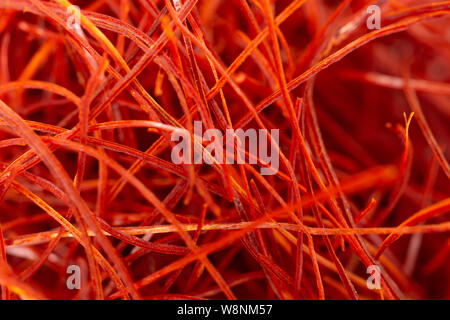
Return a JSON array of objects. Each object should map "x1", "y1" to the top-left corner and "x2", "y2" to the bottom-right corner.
[{"x1": 0, "y1": 0, "x2": 448, "y2": 300}]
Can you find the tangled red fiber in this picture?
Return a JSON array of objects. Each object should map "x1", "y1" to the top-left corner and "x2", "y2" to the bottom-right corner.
[{"x1": 0, "y1": 0, "x2": 448, "y2": 300}]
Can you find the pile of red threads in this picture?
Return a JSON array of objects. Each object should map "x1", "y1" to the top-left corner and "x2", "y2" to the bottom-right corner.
[{"x1": 0, "y1": 0, "x2": 448, "y2": 300}]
